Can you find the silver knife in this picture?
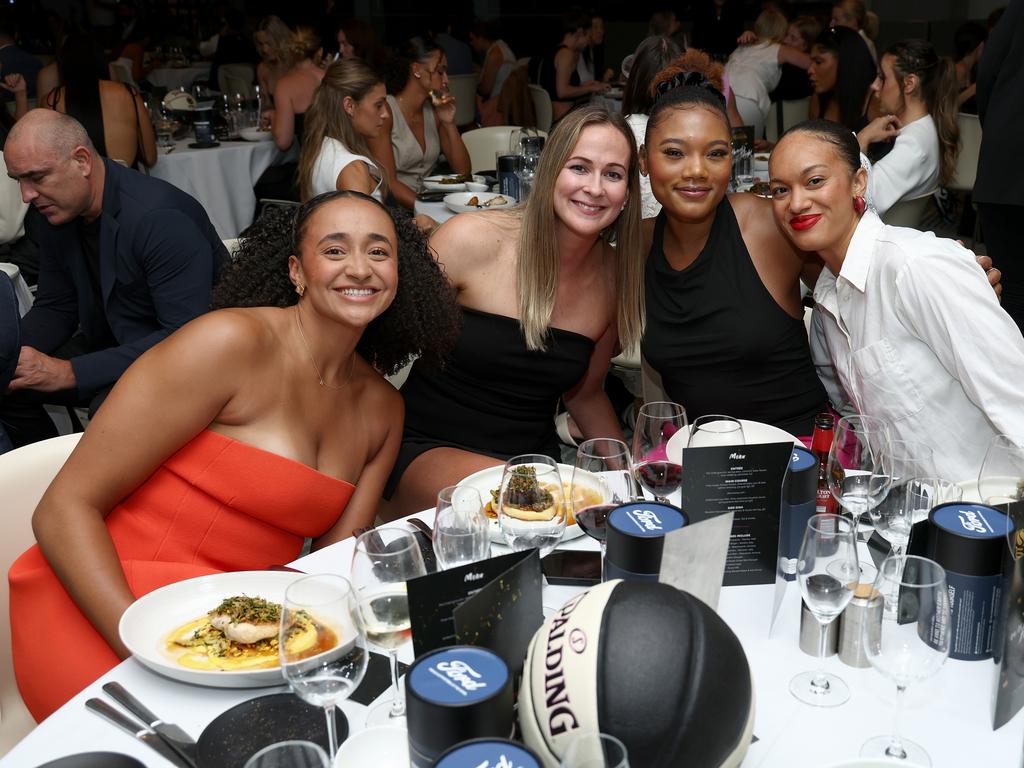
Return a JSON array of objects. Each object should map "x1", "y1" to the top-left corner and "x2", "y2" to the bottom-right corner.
[
  {"x1": 102, "y1": 682, "x2": 198, "y2": 765},
  {"x1": 86, "y1": 698, "x2": 195, "y2": 768}
]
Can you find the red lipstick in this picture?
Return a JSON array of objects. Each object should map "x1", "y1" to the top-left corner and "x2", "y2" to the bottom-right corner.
[{"x1": 790, "y1": 214, "x2": 822, "y2": 231}]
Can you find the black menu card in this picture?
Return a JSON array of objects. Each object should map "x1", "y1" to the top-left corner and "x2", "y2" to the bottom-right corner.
[
  {"x1": 993, "y1": 500, "x2": 1024, "y2": 729},
  {"x1": 680, "y1": 442, "x2": 793, "y2": 586}
]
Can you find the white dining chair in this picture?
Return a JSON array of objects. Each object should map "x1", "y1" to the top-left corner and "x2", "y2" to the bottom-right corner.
[
  {"x1": 881, "y1": 195, "x2": 931, "y2": 229},
  {"x1": 528, "y1": 85, "x2": 553, "y2": 133},
  {"x1": 446, "y1": 73, "x2": 478, "y2": 127},
  {"x1": 0, "y1": 433, "x2": 83, "y2": 751},
  {"x1": 461, "y1": 126, "x2": 549, "y2": 173},
  {"x1": 765, "y1": 97, "x2": 810, "y2": 144}
]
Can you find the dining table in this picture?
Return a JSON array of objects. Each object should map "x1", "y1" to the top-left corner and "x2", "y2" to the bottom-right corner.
[
  {"x1": 149, "y1": 137, "x2": 295, "y2": 240},
  {"x1": 2, "y1": 499, "x2": 1021, "y2": 768}
]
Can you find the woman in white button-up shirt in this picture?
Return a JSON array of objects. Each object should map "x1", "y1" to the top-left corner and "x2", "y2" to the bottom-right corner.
[
  {"x1": 856, "y1": 39, "x2": 960, "y2": 216},
  {"x1": 769, "y1": 119, "x2": 1024, "y2": 480}
]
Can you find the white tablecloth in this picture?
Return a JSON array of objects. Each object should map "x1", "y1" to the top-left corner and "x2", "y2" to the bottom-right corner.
[
  {"x1": 147, "y1": 65, "x2": 212, "y2": 91},
  {"x1": 149, "y1": 138, "x2": 290, "y2": 239},
  {"x1": 2, "y1": 506, "x2": 1021, "y2": 768},
  {"x1": 0, "y1": 262, "x2": 32, "y2": 315}
]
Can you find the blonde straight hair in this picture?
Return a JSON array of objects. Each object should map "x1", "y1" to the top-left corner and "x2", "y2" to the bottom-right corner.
[{"x1": 516, "y1": 105, "x2": 644, "y2": 352}]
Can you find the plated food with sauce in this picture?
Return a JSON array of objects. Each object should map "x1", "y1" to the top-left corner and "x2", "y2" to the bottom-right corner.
[
  {"x1": 120, "y1": 571, "x2": 340, "y2": 687},
  {"x1": 444, "y1": 192, "x2": 513, "y2": 213},
  {"x1": 422, "y1": 174, "x2": 487, "y2": 192}
]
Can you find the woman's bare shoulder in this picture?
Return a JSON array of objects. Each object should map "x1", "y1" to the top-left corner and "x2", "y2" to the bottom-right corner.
[{"x1": 431, "y1": 210, "x2": 518, "y2": 254}]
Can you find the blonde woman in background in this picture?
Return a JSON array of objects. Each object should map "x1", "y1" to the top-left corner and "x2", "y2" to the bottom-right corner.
[
  {"x1": 831, "y1": 0, "x2": 879, "y2": 63},
  {"x1": 382, "y1": 105, "x2": 645, "y2": 516},
  {"x1": 298, "y1": 58, "x2": 389, "y2": 201},
  {"x1": 254, "y1": 15, "x2": 293, "y2": 108},
  {"x1": 270, "y1": 26, "x2": 325, "y2": 151}
]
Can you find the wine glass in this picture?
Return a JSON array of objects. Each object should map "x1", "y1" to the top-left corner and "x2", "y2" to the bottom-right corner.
[
  {"x1": 560, "y1": 731, "x2": 630, "y2": 768},
  {"x1": 243, "y1": 741, "x2": 330, "y2": 768},
  {"x1": 978, "y1": 434, "x2": 1024, "y2": 507},
  {"x1": 279, "y1": 575, "x2": 368, "y2": 760},
  {"x1": 861, "y1": 556, "x2": 951, "y2": 766},
  {"x1": 875, "y1": 477, "x2": 962, "y2": 559},
  {"x1": 571, "y1": 438, "x2": 634, "y2": 544},
  {"x1": 869, "y1": 439, "x2": 934, "y2": 551},
  {"x1": 433, "y1": 486, "x2": 491, "y2": 569},
  {"x1": 631, "y1": 401, "x2": 687, "y2": 503},
  {"x1": 687, "y1": 414, "x2": 745, "y2": 448},
  {"x1": 497, "y1": 454, "x2": 566, "y2": 555},
  {"x1": 827, "y1": 415, "x2": 893, "y2": 540},
  {"x1": 350, "y1": 528, "x2": 426, "y2": 725},
  {"x1": 790, "y1": 514, "x2": 859, "y2": 707}
]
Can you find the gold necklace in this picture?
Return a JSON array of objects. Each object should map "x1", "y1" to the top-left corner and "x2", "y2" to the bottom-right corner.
[{"x1": 294, "y1": 307, "x2": 355, "y2": 390}]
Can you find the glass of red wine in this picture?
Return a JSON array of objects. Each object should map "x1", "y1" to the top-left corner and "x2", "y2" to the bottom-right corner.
[
  {"x1": 631, "y1": 401, "x2": 687, "y2": 503},
  {"x1": 571, "y1": 438, "x2": 635, "y2": 544}
]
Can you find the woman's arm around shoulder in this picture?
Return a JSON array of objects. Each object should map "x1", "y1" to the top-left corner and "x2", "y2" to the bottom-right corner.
[
  {"x1": 777, "y1": 44, "x2": 811, "y2": 69},
  {"x1": 314, "y1": 378, "x2": 404, "y2": 546},
  {"x1": 32, "y1": 309, "x2": 267, "y2": 656},
  {"x1": 730, "y1": 192, "x2": 810, "y2": 312}
]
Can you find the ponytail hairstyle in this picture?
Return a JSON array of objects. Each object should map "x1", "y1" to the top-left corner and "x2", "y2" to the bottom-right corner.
[
  {"x1": 621, "y1": 35, "x2": 682, "y2": 116},
  {"x1": 813, "y1": 25, "x2": 876, "y2": 131},
  {"x1": 287, "y1": 26, "x2": 321, "y2": 64},
  {"x1": 647, "y1": 48, "x2": 730, "y2": 142},
  {"x1": 298, "y1": 58, "x2": 390, "y2": 202},
  {"x1": 385, "y1": 35, "x2": 443, "y2": 94},
  {"x1": 885, "y1": 39, "x2": 960, "y2": 185}
]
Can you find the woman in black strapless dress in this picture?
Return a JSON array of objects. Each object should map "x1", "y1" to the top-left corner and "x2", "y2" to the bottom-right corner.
[{"x1": 383, "y1": 105, "x2": 646, "y2": 516}]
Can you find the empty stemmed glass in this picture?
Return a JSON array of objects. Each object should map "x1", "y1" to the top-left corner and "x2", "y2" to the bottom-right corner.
[
  {"x1": 350, "y1": 528, "x2": 426, "y2": 725},
  {"x1": 790, "y1": 514, "x2": 860, "y2": 706},
  {"x1": 433, "y1": 486, "x2": 491, "y2": 569},
  {"x1": 861, "y1": 556, "x2": 951, "y2": 766},
  {"x1": 279, "y1": 575, "x2": 368, "y2": 760},
  {"x1": 498, "y1": 454, "x2": 565, "y2": 556},
  {"x1": 560, "y1": 731, "x2": 630, "y2": 767},
  {"x1": 827, "y1": 415, "x2": 893, "y2": 540},
  {"x1": 571, "y1": 438, "x2": 635, "y2": 544},
  {"x1": 243, "y1": 741, "x2": 330, "y2": 768},
  {"x1": 978, "y1": 434, "x2": 1024, "y2": 507},
  {"x1": 687, "y1": 414, "x2": 745, "y2": 448},
  {"x1": 631, "y1": 401, "x2": 687, "y2": 503},
  {"x1": 869, "y1": 440, "x2": 934, "y2": 554},
  {"x1": 876, "y1": 477, "x2": 962, "y2": 560}
]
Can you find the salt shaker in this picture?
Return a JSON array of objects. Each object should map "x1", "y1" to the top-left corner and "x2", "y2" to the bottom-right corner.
[{"x1": 837, "y1": 583, "x2": 883, "y2": 667}]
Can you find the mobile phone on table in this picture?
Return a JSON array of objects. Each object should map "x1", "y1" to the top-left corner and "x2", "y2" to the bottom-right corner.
[{"x1": 541, "y1": 550, "x2": 601, "y2": 587}]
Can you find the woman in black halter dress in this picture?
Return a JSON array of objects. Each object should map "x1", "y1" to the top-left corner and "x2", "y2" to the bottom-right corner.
[{"x1": 383, "y1": 105, "x2": 646, "y2": 516}]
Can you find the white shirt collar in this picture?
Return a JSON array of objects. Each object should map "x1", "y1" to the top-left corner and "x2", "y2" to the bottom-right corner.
[{"x1": 836, "y1": 210, "x2": 884, "y2": 293}]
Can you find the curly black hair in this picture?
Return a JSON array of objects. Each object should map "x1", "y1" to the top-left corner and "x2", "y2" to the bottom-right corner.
[{"x1": 211, "y1": 192, "x2": 460, "y2": 376}]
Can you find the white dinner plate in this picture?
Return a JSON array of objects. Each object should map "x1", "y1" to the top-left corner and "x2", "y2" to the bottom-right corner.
[
  {"x1": 443, "y1": 191, "x2": 513, "y2": 213},
  {"x1": 119, "y1": 570, "x2": 308, "y2": 688},
  {"x1": 457, "y1": 463, "x2": 603, "y2": 543},
  {"x1": 422, "y1": 174, "x2": 486, "y2": 192},
  {"x1": 239, "y1": 127, "x2": 273, "y2": 142},
  {"x1": 334, "y1": 725, "x2": 410, "y2": 767},
  {"x1": 665, "y1": 419, "x2": 801, "y2": 466},
  {"x1": 956, "y1": 477, "x2": 1021, "y2": 504}
]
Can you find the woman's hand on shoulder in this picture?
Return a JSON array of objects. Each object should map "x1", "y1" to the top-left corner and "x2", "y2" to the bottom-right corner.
[{"x1": 857, "y1": 114, "x2": 900, "y2": 152}]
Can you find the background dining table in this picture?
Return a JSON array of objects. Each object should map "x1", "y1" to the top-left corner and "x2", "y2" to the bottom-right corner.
[
  {"x1": 1, "y1": 501, "x2": 1021, "y2": 768},
  {"x1": 149, "y1": 137, "x2": 295, "y2": 240},
  {"x1": 146, "y1": 64, "x2": 213, "y2": 92}
]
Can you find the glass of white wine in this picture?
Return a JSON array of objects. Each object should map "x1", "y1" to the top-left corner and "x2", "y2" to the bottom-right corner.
[{"x1": 351, "y1": 528, "x2": 426, "y2": 726}]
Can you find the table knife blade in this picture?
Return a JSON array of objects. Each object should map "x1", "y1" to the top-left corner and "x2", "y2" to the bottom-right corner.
[
  {"x1": 86, "y1": 698, "x2": 195, "y2": 768},
  {"x1": 102, "y1": 682, "x2": 198, "y2": 765}
]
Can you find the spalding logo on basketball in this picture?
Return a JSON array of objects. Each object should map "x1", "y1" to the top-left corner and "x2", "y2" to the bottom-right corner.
[{"x1": 518, "y1": 580, "x2": 755, "y2": 768}]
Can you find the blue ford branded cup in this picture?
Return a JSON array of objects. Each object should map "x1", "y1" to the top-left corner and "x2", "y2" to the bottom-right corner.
[
  {"x1": 779, "y1": 446, "x2": 818, "y2": 581},
  {"x1": 433, "y1": 738, "x2": 542, "y2": 768},
  {"x1": 406, "y1": 646, "x2": 513, "y2": 767},
  {"x1": 603, "y1": 501, "x2": 687, "y2": 582},
  {"x1": 928, "y1": 502, "x2": 1015, "y2": 660}
]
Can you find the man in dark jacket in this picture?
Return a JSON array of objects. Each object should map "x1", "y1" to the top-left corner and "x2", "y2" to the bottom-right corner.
[{"x1": 0, "y1": 110, "x2": 226, "y2": 447}]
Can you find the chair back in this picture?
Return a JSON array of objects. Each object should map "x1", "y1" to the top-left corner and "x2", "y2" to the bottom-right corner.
[
  {"x1": 0, "y1": 434, "x2": 82, "y2": 749},
  {"x1": 881, "y1": 195, "x2": 931, "y2": 228},
  {"x1": 109, "y1": 58, "x2": 136, "y2": 87},
  {"x1": 461, "y1": 126, "x2": 549, "y2": 174},
  {"x1": 948, "y1": 113, "x2": 981, "y2": 193},
  {"x1": 765, "y1": 97, "x2": 810, "y2": 144},
  {"x1": 528, "y1": 85, "x2": 553, "y2": 132},
  {"x1": 219, "y1": 64, "x2": 256, "y2": 100},
  {"x1": 496, "y1": 67, "x2": 537, "y2": 128},
  {"x1": 446, "y1": 74, "x2": 478, "y2": 127}
]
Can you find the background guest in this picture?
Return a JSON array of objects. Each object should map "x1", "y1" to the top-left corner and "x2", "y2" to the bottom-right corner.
[
  {"x1": 856, "y1": 39, "x2": 960, "y2": 217},
  {"x1": 807, "y1": 25, "x2": 876, "y2": 131},
  {"x1": 254, "y1": 15, "x2": 293, "y2": 108},
  {"x1": 369, "y1": 36, "x2": 470, "y2": 211},
  {"x1": 208, "y1": 9, "x2": 257, "y2": 91},
  {"x1": 270, "y1": 26, "x2": 324, "y2": 152},
  {"x1": 0, "y1": 9, "x2": 42, "y2": 101},
  {"x1": 831, "y1": 0, "x2": 879, "y2": 63},
  {"x1": 975, "y1": 0, "x2": 1024, "y2": 332},
  {"x1": 299, "y1": 59, "x2": 388, "y2": 201},
  {"x1": 42, "y1": 32, "x2": 157, "y2": 170},
  {"x1": 953, "y1": 21, "x2": 987, "y2": 112},
  {"x1": 434, "y1": 18, "x2": 473, "y2": 76},
  {"x1": 470, "y1": 20, "x2": 516, "y2": 101},
  {"x1": 529, "y1": 9, "x2": 608, "y2": 124},
  {"x1": 578, "y1": 12, "x2": 612, "y2": 84},
  {"x1": 769, "y1": 15, "x2": 821, "y2": 103},
  {"x1": 0, "y1": 111, "x2": 225, "y2": 448}
]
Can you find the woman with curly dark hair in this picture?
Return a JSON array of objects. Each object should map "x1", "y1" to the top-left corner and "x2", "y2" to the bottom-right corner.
[{"x1": 9, "y1": 191, "x2": 460, "y2": 721}]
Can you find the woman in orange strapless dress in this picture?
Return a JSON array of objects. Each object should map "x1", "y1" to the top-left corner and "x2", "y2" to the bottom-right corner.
[{"x1": 8, "y1": 191, "x2": 460, "y2": 721}]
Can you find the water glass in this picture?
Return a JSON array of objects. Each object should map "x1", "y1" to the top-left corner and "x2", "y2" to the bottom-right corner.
[
  {"x1": 827, "y1": 415, "x2": 893, "y2": 538},
  {"x1": 875, "y1": 477, "x2": 961, "y2": 558},
  {"x1": 497, "y1": 454, "x2": 566, "y2": 556},
  {"x1": 790, "y1": 514, "x2": 859, "y2": 707},
  {"x1": 433, "y1": 486, "x2": 491, "y2": 569},
  {"x1": 279, "y1": 575, "x2": 368, "y2": 759},
  {"x1": 560, "y1": 732, "x2": 630, "y2": 767},
  {"x1": 243, "y1": 741, "x2": 330, "y2": 768},
  {"x1": 687, "y1": 414, "x2": 745, "y2": 448},
  {"x1": 631, "y1": 401, "x2": 687, "y2": 502},
  {"x1": 978, "y1": 434, "x2": 1024, "y2": 506},
  {"x1": 861, "y1": 556, "x2": 951, "y2": 766}
]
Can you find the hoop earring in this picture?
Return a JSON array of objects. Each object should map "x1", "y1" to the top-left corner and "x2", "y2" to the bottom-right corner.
[
  {"x1": 295, "y1": 283, "x2": 305, "y2": 297},
  {"x1": 853, "y1": 196, "x2": 866, "y2": 215}
]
